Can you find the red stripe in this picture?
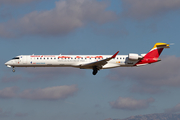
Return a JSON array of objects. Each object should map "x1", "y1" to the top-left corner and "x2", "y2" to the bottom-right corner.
[{"x1": 144, "y1": 48, "x2": 163, "y2": 58}]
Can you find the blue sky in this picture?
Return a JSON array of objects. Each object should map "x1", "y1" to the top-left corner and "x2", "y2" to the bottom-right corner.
[{"x1": 0, "y1": 0, "x2": 180, "y2": 120}]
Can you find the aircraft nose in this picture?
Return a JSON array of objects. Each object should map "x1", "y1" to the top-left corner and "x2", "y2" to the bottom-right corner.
[
  {"x1": 5, "y1": 61, "x2": 11, "y2": 66},
  {"x1": 5, "y1": 61, "x2": 8, "y2": 65}
]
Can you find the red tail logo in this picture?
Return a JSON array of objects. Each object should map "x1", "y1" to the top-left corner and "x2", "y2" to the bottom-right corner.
[{"x1": 135, "y1": 43, "x2": 170, "y2": 66}]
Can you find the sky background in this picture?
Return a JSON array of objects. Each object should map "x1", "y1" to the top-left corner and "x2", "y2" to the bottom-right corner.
[{"x1": 0, "y1": 0, "x2": 180, "y2": 120}]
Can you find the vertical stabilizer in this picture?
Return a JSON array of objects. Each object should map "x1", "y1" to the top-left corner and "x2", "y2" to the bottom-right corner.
[
  {"x1": 144, "y1": 43, "x2": 170, "y2": 58},
  {"x1": 135, "y1": 43, "x2": 170, "y2": 66}
]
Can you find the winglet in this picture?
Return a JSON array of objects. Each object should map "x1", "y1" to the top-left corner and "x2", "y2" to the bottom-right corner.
[{"x1": 111, "y1": 51, "x2": 119, "y2": 58}]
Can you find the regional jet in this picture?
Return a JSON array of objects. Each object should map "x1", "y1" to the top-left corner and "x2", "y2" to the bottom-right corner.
[{"x1": 5, "y1": 43, "x2": 170, "y2": 75}]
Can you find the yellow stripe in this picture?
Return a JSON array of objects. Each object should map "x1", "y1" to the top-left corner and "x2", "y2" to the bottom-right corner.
[{"x1": 151, "y1": 43, "x2": 170, "y2": 50}]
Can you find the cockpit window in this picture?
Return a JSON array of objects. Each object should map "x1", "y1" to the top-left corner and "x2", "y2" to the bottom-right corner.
[{"x1": 12, "y1": 57, "x2": 20, "y2": 59}]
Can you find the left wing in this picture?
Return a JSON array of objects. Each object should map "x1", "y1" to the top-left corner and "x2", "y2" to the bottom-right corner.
[{"x1": 80, "y1": 51, "x2": 119, "y2": 69}]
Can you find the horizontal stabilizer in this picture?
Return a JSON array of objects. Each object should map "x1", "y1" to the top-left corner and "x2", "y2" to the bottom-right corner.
[{"x1": 153, "y1": 43, "x2": 170, "y2": 49}]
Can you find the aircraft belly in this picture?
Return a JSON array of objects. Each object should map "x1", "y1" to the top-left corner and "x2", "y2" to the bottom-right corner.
[
  {"x1": 13, "y1": 64, "x2": 77, "y2": 67},
  {"x1": 12, "y1": 60, "x2": 81, "y2": 68}
]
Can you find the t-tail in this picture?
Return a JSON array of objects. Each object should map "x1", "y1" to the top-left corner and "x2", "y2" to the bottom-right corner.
[{"x1": 135, "y1": 43, "x2": 170, "y2": 66}]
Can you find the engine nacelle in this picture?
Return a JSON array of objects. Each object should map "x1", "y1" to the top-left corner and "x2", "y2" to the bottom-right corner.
[{"x1": 128, "y1": 53, "x2": 141, "y2": 61}]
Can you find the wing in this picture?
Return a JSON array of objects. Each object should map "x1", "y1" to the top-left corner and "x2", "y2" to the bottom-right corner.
[{"x1": 80, "y1": 51, "x2": 119, "y2": 69}]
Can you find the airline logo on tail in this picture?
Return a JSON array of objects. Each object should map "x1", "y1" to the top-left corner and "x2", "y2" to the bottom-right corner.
[{"x1": 135, "y1": 43, "x2": 170, "y2": 66}]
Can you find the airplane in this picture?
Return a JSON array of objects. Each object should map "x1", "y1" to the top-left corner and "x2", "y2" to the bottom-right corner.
[{"x1": 5, "y1": 43, "x2": 170, "y2": 75}]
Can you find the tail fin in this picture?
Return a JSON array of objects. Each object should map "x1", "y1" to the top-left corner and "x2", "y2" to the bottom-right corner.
[
  {"x1": 144, "y1": 43, "x2": 170, "y2": 58},
  {"x1": 135, "y1": 43, "x2": 169, "y2": 66}
]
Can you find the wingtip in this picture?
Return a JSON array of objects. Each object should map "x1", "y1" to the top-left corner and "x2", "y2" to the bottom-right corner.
[{"x1": 111, "y1": 51, "x2": 119, "y2": 58}]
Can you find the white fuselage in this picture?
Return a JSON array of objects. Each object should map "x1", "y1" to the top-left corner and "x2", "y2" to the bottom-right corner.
[{"x1": 5, "y1": 54, "x2": 138, "y2": 69}]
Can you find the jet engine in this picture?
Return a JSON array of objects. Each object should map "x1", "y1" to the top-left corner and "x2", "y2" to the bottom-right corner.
[{"x1": 128, "y1": 53, "x2": 142, "y2": 61}]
